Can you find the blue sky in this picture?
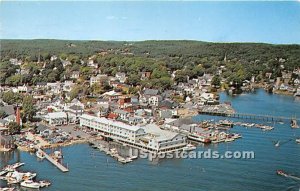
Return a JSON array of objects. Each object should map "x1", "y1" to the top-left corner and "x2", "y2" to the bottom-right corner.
[{"x1": 1, "y1": 1, "x2": 300, "y2": 44}]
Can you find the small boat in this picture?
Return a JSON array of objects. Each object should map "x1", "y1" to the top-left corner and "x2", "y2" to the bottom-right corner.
[
  {"x1": 232, "y1": 133, "x2": 242, "y2": 139},
  {"x1": 129, "y1": 155, "x2": 138, "y2": 160},
  {"x1": 110, "y1": 148, "x2": 118, "y2": 156},
  {"x1": 277, "y1": 170, "x2": 288, "y2": 177},
  {"x1": 22, "y1": 172, "x2": 37, "y2": 181},
  {"x1": 188, "y1": 134, "x2": 211, "y2": 143},
  {"x1": 0, "y1": 170, "x2": 8, "y2": 176},
  {"x1": 53, "y1": 150, "x2": 63, "y2": 159},
  {"x1": 0, "y1": 188, "x2": 15, "y2": 191},
  {"x1": 6, "y1": 171, "x2": 23, "y2": 184},
  {"x1": 224, "y1": 138, "x2": 235, "y2": 142},
  {"x1": 36, "y1": 151, "x2": 45, "y2": 159},
  {"x1": 118, "y1": 157, "x2": 127, "y2": 164},
  {"x1": 125, "y1": 158, "x2": 133, "y2": 163},
  {"x1": 11, "y1": 163, "x2": 25, "y2": 169},
  {"x1": 218, "y1": 120, "x2": 234, "y2": 128},
  {"x1": 20, "y1": 180, "x2": 40, "y2": 189},
  {"x1": 291, "y1": 119, "x2": 299, "y2": 129},
  {"x1": 212, "y1": 139, "x2": 224, "y2": 144},
  {"x1": 296, "y1": 138, "x2": 300, "y2": 144},
  {"x1": 3, "y1": 162, "x2": 25, "y2": 172},
  {"x1": 183, "y1": 144, "x2": 196, "y2": 151},
  {"x1": 39, "y1": 180, "x2": 51, "y2": 187}
]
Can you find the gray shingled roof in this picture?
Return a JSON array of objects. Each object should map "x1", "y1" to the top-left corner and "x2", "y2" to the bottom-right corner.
[
  {"x1": 0, "y1": 105, "x2": 14, "y2": 116},
  {"x1": 144, "y1": 89, "x2": 159, "y2": 96}
]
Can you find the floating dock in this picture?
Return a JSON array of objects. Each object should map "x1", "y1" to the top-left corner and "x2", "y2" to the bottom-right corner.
[
  {"x1": 37, "y1": 149, "x2": 69, "y2": 172},
  {"x1": 198, "y1": 111, "x2": 299, "y2": 122}
]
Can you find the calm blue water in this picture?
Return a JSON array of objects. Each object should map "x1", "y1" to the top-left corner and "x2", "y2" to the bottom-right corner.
[{"x1": 1, "y1": 89, "x2": 300, "y2": 191}]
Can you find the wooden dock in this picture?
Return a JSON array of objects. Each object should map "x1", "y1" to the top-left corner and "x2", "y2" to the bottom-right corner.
[
  {"x1": 37, "y1": 149, "x2": 69, "y2": 172},
  {"x1": 198, "y1": 111, "x2": 299, "y2": 122}
]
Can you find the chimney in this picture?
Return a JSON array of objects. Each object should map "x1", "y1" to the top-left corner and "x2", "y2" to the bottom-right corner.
[{"x1": 16, "y1": 107, "x2": 21, "y2": 126}]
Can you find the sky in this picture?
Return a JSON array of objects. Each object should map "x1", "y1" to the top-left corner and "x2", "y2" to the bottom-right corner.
[{"x1": 1, "y1": 1, "x2": 300, "y2": 44}]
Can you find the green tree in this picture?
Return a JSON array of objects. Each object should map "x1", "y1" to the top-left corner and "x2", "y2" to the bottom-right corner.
[
  {"x1": 1, "y1": 91, "x2": 22, "y2": 105},
  {"x1": 22, "y1": 95, "x2": 36, "y2": 122},
  {"x1": 90, "y1": 83, "x2": 102, "y2": 95},
  {"x1": 5, "y1": 74, "x2": 22, "y2": 86},
  {"x1": 211, "y1": 75, "x2": 221, "y2": 87},
  {"x1": 8, "y1": 122, "x2": 21, "y2": 134},
  {"x1": 127, "y1": 74, "x2": 140, "y2": 86}
]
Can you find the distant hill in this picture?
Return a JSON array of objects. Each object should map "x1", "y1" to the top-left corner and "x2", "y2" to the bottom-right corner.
[{"x1": 1, "y1": 39, "x2": 300, "y2": 62}]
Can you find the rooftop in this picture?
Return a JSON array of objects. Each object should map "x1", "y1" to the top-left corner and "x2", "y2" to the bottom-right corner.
[{"x1": 80, "y1": 114, "x2": 142, "y2": 132}]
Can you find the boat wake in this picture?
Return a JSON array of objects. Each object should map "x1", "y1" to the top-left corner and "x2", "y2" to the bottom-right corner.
[{"x1": 286, "y1": 175, "x2": 300, "y2": 182}]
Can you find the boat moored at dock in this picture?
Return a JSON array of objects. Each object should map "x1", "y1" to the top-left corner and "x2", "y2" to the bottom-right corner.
[
  {"x1": 183, "y1": 144, "x2": 197, "y2": 151},
  {"x1": 36, "y1": 150, "x2": 45, "y2": 160},
  {"x1": 188, "y1": 133, "x2": 211, "y2": 143},
  {"x1": 0, "y1": 188, "x2": 15, "y2": 191},
  {"x1": 21, "y1": 180, "x2": 41, "y2": 189}
]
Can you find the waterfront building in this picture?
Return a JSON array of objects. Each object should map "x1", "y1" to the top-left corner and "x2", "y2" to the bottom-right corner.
[
  {"x1": 140, "y1": 124, "x2": 186, "y2": 152},
  {"x1": 65, "y1": 105, "x2": 83, "y2": 124},
  {"x1": 44, "y1": 112, "x2": 68, "y2": 126},
  {"x1": 79, "y1": 114, "x2": 187, "y2": 152},
  {"x1": 80, "y1": 114, "x2": 146, "y2": 143}
]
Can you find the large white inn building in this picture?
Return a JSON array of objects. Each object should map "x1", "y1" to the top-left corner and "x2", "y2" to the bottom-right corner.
[{"x1": 80, "y1": 114, "x2": 186, "y2": 153}]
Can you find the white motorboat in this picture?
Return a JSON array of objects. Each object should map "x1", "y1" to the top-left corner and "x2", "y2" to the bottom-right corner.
[
  {"x1": 3, "y1": 162, "x2": 25, "y2": 172},
  {"x1": 0, "y1": 188, "x2": 15, "y2": 191},
  {"x1": 22, "y1": 172, "x2": 37, "y2": 181},
  {"x1": 183, "y1": 144, "x2": 196, "y2": 151},
  {"x1": 20, "y1": 180, "x2": 40, "y2": 189},
  {"x1": 6, "y1": 171, "x2": 22, "y2": 184},
  {"x1": 125, "y1": 158, "x2": 133, "y2": 163},
  {"x1": 36, "y1": 150, "x2": 45, "y2": 160},
  {"x1": 11, "y1": 163, "x2": 25, "y2": 169},
  {"x1": 212, "y1": 139, "x2": 224, "y2": 144},
  {"x1": 0, "y1": 170, "x2": 8, "y2": 176},
  {"x1": 54, "y1": 150, "x2": 63, "y2": 159},
  {"x1": 118, "y1": 157, "x2": 127, "y2": 164},
  {"x1": 232, "y1": 133, "x2": 242, "y2": 139},
  {"x1": 296, "y1": 138, "x2": 300, "y2": 144},
  {"x1": 188, "y1": 133, "x2": 211, "y2": 143},
  {"x1": 39, "y1": 180, "x2": 51, "y2": 187},
  {"x1": 224, "y1": 138, "x2": 235, "y2": 142},
  {"x1": 291, "y1": 119, "x2": 299, "y2": 128},
  {"x1": 129, "y1": 155, "x2": 138, "y2": 160}
]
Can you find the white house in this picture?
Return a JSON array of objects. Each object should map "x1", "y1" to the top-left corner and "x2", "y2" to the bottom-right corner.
[
  {"x1": 148, "y1": 95, "x2": 162, "y2": 107},
  {"x1": 115, "y1": 72, "x2": 127, "y2": 83},
  {"x1": 90, "y1": 74, "x2": 108, "y2": 86},
  {"x1": 71, "y1": 71, "x2": 80, "y2": 79},
  {"x1": 44, "y1": 112, "x2": 68, "y2": 126},
  {"x1": 64, "y1": 105, "x2": 83, "y2": 124},
  {"x1": 63, "y1": 81, "x2": 75, "y2": 92},
  {"x1": 114, "y1": 109, "x2": 130, "y2": 122}
]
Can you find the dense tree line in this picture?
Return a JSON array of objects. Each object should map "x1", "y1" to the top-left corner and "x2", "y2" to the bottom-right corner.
[{"x1": 0, "y1": 40, "x2": 299, "y2": 89}]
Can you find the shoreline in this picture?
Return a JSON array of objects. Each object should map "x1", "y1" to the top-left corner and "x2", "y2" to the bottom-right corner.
[{"x1": 16, "y1": 138, "x2": 89, "y2": 152}]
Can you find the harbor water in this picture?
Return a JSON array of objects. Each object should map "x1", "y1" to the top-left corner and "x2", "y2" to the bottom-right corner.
[{"x1": 1, "y1": 89, "x2": 300, "y2": 191}]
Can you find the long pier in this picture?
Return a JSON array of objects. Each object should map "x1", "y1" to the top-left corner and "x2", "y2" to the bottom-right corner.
[
  {"x1": 37, "y1": 149, "x2": 69, "y2": 172},
  {"x1": 198, "y1": 111, "x2": 299, "y2": 122}
]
